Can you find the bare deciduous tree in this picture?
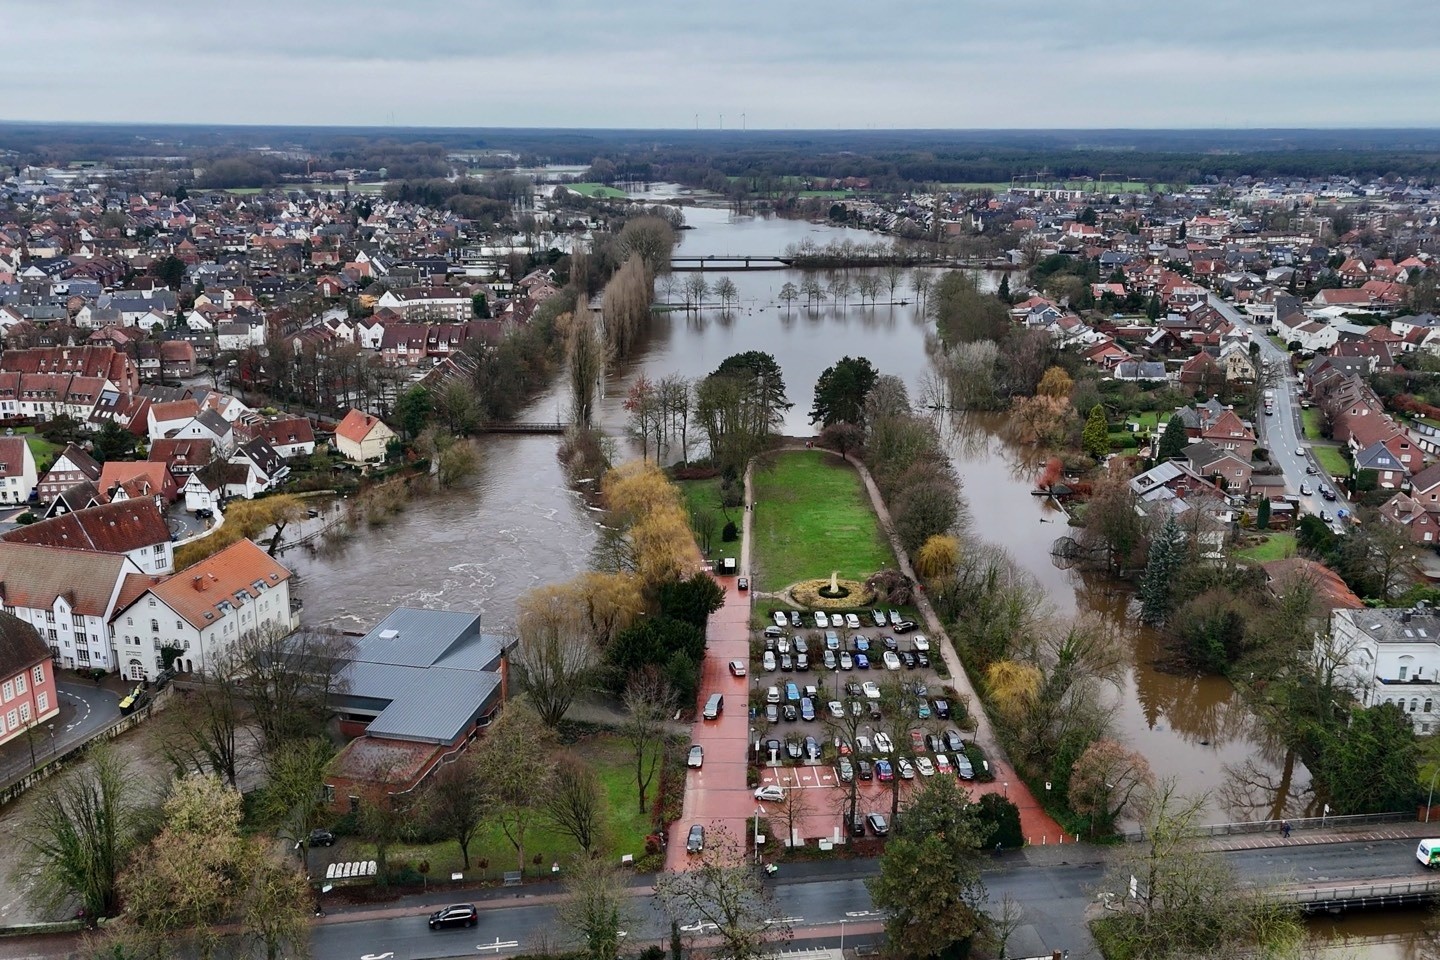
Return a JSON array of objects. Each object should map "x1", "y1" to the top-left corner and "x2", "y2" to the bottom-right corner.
[
  {"x1": 545, "y1": 753, "x2": 606, "y2": 855},
  {"x1": 654, "y1": 826, "x2": 791, "y2": 960},
  {"x1": 621, "y1": 668, "x2": 675, "y2": 815}
]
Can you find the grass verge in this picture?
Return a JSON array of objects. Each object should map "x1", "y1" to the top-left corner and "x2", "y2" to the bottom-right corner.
[
  {"x1": 1301, "y1": 408, "x2": 1322, "y2": 441},
  {"x1": 563, "y1": 183, "x2": 627, "y2": 199},
  {"x1": 1312, "y1": 445, "x2": 1351, "y2": 479},
  {"x1": 15, "y1": 428, "x2": 60, "y2": 472},
  {"x1": 750, "y1": 450, "x2": 895, "y2": 589}
]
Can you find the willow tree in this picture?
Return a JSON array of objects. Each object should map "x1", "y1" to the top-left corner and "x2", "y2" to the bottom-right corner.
[{"x1": 566, "y1": 303, "x2": 607, "y2": 427}]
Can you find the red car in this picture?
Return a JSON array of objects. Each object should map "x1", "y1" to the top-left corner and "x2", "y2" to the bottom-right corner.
[{"x1": 875, "y1": 759, "x2": 894, "y2": 782}]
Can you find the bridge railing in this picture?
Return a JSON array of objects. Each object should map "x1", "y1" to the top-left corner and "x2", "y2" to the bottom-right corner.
[
  {"x1": 1270, "y1": 877, "x2": 1440, "y2": 906},
  {"x1": 1118, "y1": 810, "x2": 1412, "y2": 843}
]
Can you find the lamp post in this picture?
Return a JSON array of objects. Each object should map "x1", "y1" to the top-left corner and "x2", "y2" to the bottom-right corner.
[
  {"x1": 47, "y1": 722, "x2": 54, "y2": 758},
  {"x1": 839, "y1": 918, "x2": 847, "y2": 954},
  {"x1": 754, "y1": 807, "x2": 764, "y2": 864}
]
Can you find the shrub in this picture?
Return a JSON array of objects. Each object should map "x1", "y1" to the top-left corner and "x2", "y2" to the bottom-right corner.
[
  {"x1": 975, "y1": 793, "x2": 1024, "y2": 849},
  {"x1": 722, "y1": 520, "x2": 738, "y2": 542},
  {"x1": 864, "y1": 569, "x2": 913, "y2": 605}
]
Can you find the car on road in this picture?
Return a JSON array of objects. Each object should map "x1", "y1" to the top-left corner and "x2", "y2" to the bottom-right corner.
[
  {"x1": 308, "y1": 828, "x2": 336, "y2": 847},
  {"x1": 838, "y1": 757, "x2": 854, "y2": 782},
  {"x1": 882, "y1": 651, "x2": 901, "y2": 671},
  {"x1": 915, "y1": 756, "x2": 935, "y2": 777},
  {"x1": 687, "y1": 745, "x2": 704, "y2": 768},
  {"x1": 871, "y1": 610, "x2": 887, "y2": 628},
  {"x1": 754, "y1": 785, "x2": 785, "y2": 802},
  {"x1": 863, "y1": 681, "x2": 881, "y2": 700},
  {"x1": 728, "y1": 659, "x2": 747, "y2": 677},
  {"x1": 867, "y1": 813, "x2": 890, "y2": 836},
  {"x1": 1321, "y1": 486, "x2": 1336, "y2": 500},
  {"x1": 429, "y1": 904, "x2": 478, "y2": 930},
  {"x1": 1295, "y1": 448, "x2": 1304, "y2": 458},
  {"x1": 875, "y1": 760, "x2": 894, "y2": 782},
  {"x1": 1300, "y1": 483, "x2": 1312, "y2": 496},
  {"x1": 814, "y1": 612, "x2": 829, "y2": 628},
  {"x1": 738, "y1": 577, "x2": 748, "y2": 591},
  {"x1": 1306, "y1": 464, "x2": 1318, "y2": 475},
  {"x1": 845, "y1": 613, "x2": 861, "y2": 630},
  {"x1": 773, "y1": 612, "x2": 788, "y2": 628},
  {"x1": 687, "y1": 824, "x2": 705, "y2": 853}
]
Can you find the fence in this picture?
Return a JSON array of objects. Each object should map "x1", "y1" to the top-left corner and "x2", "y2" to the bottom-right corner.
[
  {"x1": 0, "y1": 686, "x2": 172, "y2": 808},
  {"x1": 1118, "y1": 810, "x2": 1412, "y2": 843},
  {"x1": 1271, "y1": 877, "x2": 1440, "y2": 911}
]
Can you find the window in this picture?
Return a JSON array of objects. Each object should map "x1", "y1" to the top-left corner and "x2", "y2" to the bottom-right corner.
[
  {"x1": 3, "y1": 709, "x2": 12, "y2": 729},
  {"x1": 72, "y1": 615, "x2": 84, "y2": 627},
  {"x1": 32, "y1": 666, "x2": 42, "y2": 685},
  {"x1": 1427, "y1": 699, "x2": 1434, "y2": 713},
  {"x1": 348, "y1": 796, "x2": 360, "y2": 815},
  {"x1": 77, "y1": 649, "x2": 90, "y2": 663},
  {"x1": 1401, "y1": 665, "x2": 1410, "y2": 681},
  {"x1": 150, "y1": 620, "x2": 159, "y2": 633},
  {"x1": 1414, "y1": 699, "x2": 1422, "y2": 713},
  {"x1": 19, "y1": 703, "x2": 30, "y2": 722},
  {"x1": 15, "y1": 675, "x2": 24, "y2": 695},
  {"x1": 323, "y1": 785, "x2": 335, "y2": 804},
  {"x1": 176, "y1": 621, "x2": 182, "y2": 630},
  {"x1": 148, "y1": 599, "x2": 155, "y2": 607},
  {"x1": 36, "y1": 692, "x2": 47, "y2": 713},
  {"x1": 2, "y1": 681, "x2": 11, "y2": 702},
  {"x1": 126, "y1": 617, "x2": 132, "y2": 626},
  {"x1": 153, "y1": 544, "x2": 164, "y2": 555},
  {"x1": 47, "y1": 629, "x2": 56, "y2": 642},
  {"x1": 44, "y1": 610, "x2": 54, "y2": 623}
]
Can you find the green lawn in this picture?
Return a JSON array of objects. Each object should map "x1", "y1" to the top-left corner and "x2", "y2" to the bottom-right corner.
[
  {"x1": 750, "y1": 451, "x2": 895, "y2": 589},
  {"x1": 15, "y1": 428, "x2": 60, "y2": 472},
  {"x1": 1301, "y1": 409, "x2": 1323, "y2": 441},
  {"x1": 678, "y1": 475, "x2": 730, "y2": 557},
  {"x1": 1236, "y1": 532, "x2": 1296, "y2": 563},
  {"x1": 1312, "y1": 445, "x2": 1351, "y2": 479},
  {"x1": 798, "y1": 190, "x2": 852, "y2": 199},
  {"x1": 345, "y1": 736, "x2": 658, "y2": 882},
  {"x1": 563, "y1": 183, "x2": 628, "y2": 199}
]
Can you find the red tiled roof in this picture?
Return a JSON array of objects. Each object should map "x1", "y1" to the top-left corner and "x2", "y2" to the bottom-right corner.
[{"x1": 142, "y1": 539, "x2": 290, "y2": 631}]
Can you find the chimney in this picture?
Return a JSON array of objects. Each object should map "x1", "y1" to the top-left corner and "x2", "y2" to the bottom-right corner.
[{"x1": 192, "y1": 575, "x2": 205, "y2": 591}]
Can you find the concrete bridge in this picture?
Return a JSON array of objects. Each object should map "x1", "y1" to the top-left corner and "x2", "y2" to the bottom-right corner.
[{"x1": 476, "y1": 422, "x2": 568, "y2": 435}]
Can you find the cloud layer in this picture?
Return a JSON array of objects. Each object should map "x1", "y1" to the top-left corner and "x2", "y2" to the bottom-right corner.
[{"x1": 4, "y1": 0, "x2": 1436, "y2": 128}]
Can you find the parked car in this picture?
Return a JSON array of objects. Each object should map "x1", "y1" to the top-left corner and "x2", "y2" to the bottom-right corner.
[
  {"x1": 900, "y1": 651, "x2": 916, "y2": 669},
  {"x1": 916, "y1": 700, "x2": 932, "y2": 720},
  {"x1": 827, "y1": 700, "x2": 845, "y2": 719},
  {"x1": 909, "y1": 729, "x2": 926, "y2": 753},
  {"x1": 688, "y1": 745, "x2": 704, "y2": 768},
  {"x1": 894, "y1": 620, "x2": 918, "y2": 633},
  {"x1": 915, "y1": 756, "x2": 936, "y2": 777},
  {"x1": 934, "y1": 753, "x2": 953, "y2": 775},
  {"x1": 867, "y1": 812, "x2": 890, "y2": 836},
  {"x1": 933, "y1": 699, "x2": 950, "y2": 719},
  {"x1": 765, "y1": 703, "x2": 778, "y2": 723},
  {"x1": 755, "y1": 785, "x2": 785, "y2": 802},
  {"x1": 785, "y1": 682, "x2": 800, "y2": 702},
  {"x1": 822, "y1": 650, "x2": 837, "y2": 670},
  {"x1": 796, "y1": 653, "x2": 810, "y2": 671},
  {"x1": 825, "y1": 630, "x2": 841, "y2": 650},
  {"x1": 779, "y1": 654, "x2": 793, "y2": 671},
  {"x1": 766, "y1": 685, "x2": 781, "y2": 703},
  {"x1": 925, "y1": 733, "x2": 944, "y2": 753},
  {"x1": 871, "y1": 610, "x2": 887, "y2": 628},
  {"x1": 839, "y1": 652, "x2": 854, "y2": 670},
  {"x1": 888, "y1": 610, "x2": 902, "y2": 627},
  {"x1": 845, "y1": 680, "x2": 863, "y2": 696},
  {"x1": 776, "y1": 637, "x2": 791, "y2": 655},
  {"x1": 804, "y1": 736, "x2": 822, "y2": 760},
  {"x1": 857, "y1": 759, "x2": 874, "y2": 780},
  {"x1": 955, "y1": 752, "x2": 975, "y2": 780},
  {"x1": 863, "y1": 681, "x2": 881, "y2": 700},
  {"x1": 875, "y1": 760, "x2": 894, "y2": 782},
  {"x1": 845, "y1": 613, "x2": 861, "y2": 630},
  {"x1": 882, "y1": 650, "x2": 901, "y2": 671},
  {"x1": 793, "y1": 635, "x2": 808, "y2": 655},
  {"x1": 912, "y1": 636, "x2": 930, "y2": 652},
  {"x1": 814, "y1": 611, "x2": 829, "y2": 628},
  {"x1": 687, "y1": 824, "x2": 705, "y2": 853},
  {"x1": 429, "y1": 904, "x2": 478, "y2": 930},
  {"x1": 897, "y1": 758, "x2": 915, "y2": 780},
  {"x1": 944, "y1": 729, "x2": 965, "y2": 752},
  {"x1": 854, "y1": 653, "x2": 870, "y2": 670},
  {"x1": 737, "y1": 577, "x2": 749, "y2": 591},
  {"x1": 786, "y1": 739, "x2": 803, "y2": 760},
  {"x1": 835, "y1": 737, "x2": 852, "y2": 756},
  {"x1": 854, "y1": 636, "x2": 871, "y2": 653},
  {"x1": 772, "y1": 612, "x2": 789, "y2": 628},
  {"x1": 790, "y1": 611, "x2": 803, "y2": 628},
  {"x1": 765, "y1": 738, "x2": 781, "y2": 758},
  {"x1": 838, "y1": 757, "x2": 854, "y2": 782},
  {"x1": 762, "y1": 651, "x2": 776, "y2": 672},
  {"x1": 728, "y1": 659, "x2": 747, "y2": 677},
  {"x1": 874, "y1": 732, "x2": 894, "y2": 754},
  {"x1": 800, "y1": 698, "x2": 815, "y2": 721},
  {"x1": 783, "y1": 704, "x2": 798, "y2": 722},
  {"x1": 849, "y1": 815, "x2": 867, "y2": 837},
  {"x1": 308, "y1": 828, "x2": 336, "y2": 847},
  {"x1": 881, "y1": 635, "x2": 899, "y2": 651},
  {"x1": 856, "y1": 735, "x2": 874, "y2": 756},
  {"x1": 916, "y1": 652, "x2": 930, "y2": 668}
]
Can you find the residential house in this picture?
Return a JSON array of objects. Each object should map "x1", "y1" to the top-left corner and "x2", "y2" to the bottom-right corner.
[
  {"x1": 334, "y1": 409, "x2": 396, "y2": 464},
  {"x1": 42, "y1": 481, "x2": 102, "y2": 519},
  {"x1": 147, "y1": 399, "x2": 200, "y2": 441},
  {"x1": 0, "y1": 613, "x2": 60, "y2": 747},
  {"x1": 97, "y1": 461, "x2": 177, "y2": 505},
  {"x1": 170, "y1": 410, "x2": 235, "y2": 455},
  {"x1": 253, "y1": 417, "x2": 315, "y2": 458},
  {"x1": 0, "y1": 543, "x2": 145, "y2": 672},
  {"x1": 1354, "y1": 442, "x2": 1409, "y2": 490},
  {"x1": 1197, "y1": 407, "x2": 1257, "y2": 460},
  {"x1": 148, "y1": 438, "x2": 215, "y2": 484},
  {"x1": 1331, "y1": 604, "x2": 1440, "y2": 733},
  {"x1": 111, "y1": 538, "x2": 294, "y2": 680},
  {"x1": 228, "y1": 438, "x2": 287, "y2": 491},
  {"x1": 36, "y1": 443, "x2": 101, "y2": 503},
  {"x1": 182, "y1": 460, "x2": 259, "y2": 511},
  {"x1": 1183, "y1": 440, "x2": 1254, "y2": 495},
  {"x1": 323, "y1": 607, "x2": 511, "y2": 811},
  {"x1": 1219, "y1": 341, "x2": 1258, "y2": 382},
  {"x1": 0, "y1": 438, "x2": 38, "y2": 505},
  {"x1": 3, "y1": 498, "x2": 174, "y2": 575},
  {"x1": 1178, "y1": 352, "x2": 1225, "y2": 394}
]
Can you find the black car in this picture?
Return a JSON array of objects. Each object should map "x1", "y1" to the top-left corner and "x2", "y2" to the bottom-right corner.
[
  {"x1": 766, "y1": 738, "x2": 782, "y2": 757},
  {"x1": 916, "y1": 652, "x2": 930, "y2": 669},
  {"x1": 429, "y1": 904, "x2": 478, "y2": 930},
  {"x1": 783, "y1": 704, "x2": 798, "y2": 722},
  {"x1": 845, "y1": 680, "x2": 863, "y2": 697},
  {"x1": 894, "y1": 620, "x2": 918, "y2": 633},
  {"x1": 849, "y1": 815, "x2": 866, "y2": 837},
  {"x1": 925, "y1": 734, "x2": 945, "y2": 754},
  {"x1": 933, "y1": 698, "x2": 950, "y2": 719},
  {"x1": 687, "y1": 824, "x2": 705, "y2": 854},
  {"x1": 308, "y1": 828, "x2": 336, "y2": 847},
  {"x1": 866, "y1": 813, "x2": 890, "y2": 836},
  {"x1": 881, "y1": 636, "x2": 899, "y2": 651},
  {"x1": 793, "y1": 636, "x2": 809, "y2": 655},
  {"x1": 944, "y1": 729, "x2": 965, "y2": 753},
  {"x1": 857, "y1": 759, "x2": 874, "y2": 781},
  {"x1": 789, "y1": 611, "x2": 803, "y2": 628},
  {"x1": 804, "y1": 736, "x2": 822, "y2": 760},
  {"x1": 796, "y1": 653, "x2": 810, "y2": 672},
  {"x1": 899, "y1": 651, "x2": 916, "y2": 669}
]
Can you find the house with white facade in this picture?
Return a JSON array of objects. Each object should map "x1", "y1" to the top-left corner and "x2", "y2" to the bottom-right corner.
[
  {"x1": 0, "y1": 543, "x2": 146, "y2": 673},
  {"x1": 0, "y1": 438, "x2": 38, "y2": 505},
  {"x1": 171, "y1": 410, "x2": 235, "y2": 456},
  {"x1": 1332, "y1": 604, "x2": 1440, "y2": 734},
  {"x1": 111, "y1": 538, "x2": 294, "y2": 680},
  {"x1": 147, "y1": 399, "x2": 200, "y2": 441},
  {"x1": 334, "y1": 409, "x2": 396, "y2": 464}
]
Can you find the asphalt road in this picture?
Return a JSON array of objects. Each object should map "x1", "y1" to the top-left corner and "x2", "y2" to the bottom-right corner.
[
  {"x1": 1207, "y1": 294, "x2": 1354, "y2": 529},
  {"x1": 0, "y1": 680, "x2": 120, "y2": 785},
  {"x1": 307, "y1": 838, "x2": 1431, "y2": 960}
]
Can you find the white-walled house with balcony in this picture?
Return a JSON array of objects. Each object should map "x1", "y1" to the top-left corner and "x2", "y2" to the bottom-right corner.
[{"x1": 1332, "y1": 603, "x2": 1440, "y2": 734}]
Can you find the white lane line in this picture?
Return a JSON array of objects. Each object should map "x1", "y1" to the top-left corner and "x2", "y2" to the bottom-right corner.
[{"x1": 59, "y1": 689, "x2": 93, "y2": 732}]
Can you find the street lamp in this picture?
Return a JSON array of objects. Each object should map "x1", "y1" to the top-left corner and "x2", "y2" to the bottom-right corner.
[
  {"x1": 1003, "y1": 781, "x2": 1009, "y2": 799},
  {"x1": 754, "y1": 807, "x2": 765, "y2": 864},
  {"x1": 47, "y1": 722, "x2": 54, "y2": 758},
  {"x1": 839, "y1": 918, "x2": 847, "y2": 954}
]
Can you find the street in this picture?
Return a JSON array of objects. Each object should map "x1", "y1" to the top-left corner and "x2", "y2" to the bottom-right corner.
[
  {"x1": 300, "y1": 837, "x2": 1433, "y2": 960},
  {"x1": 1207, "y1": 293, "x2": 1355, "y2": 528},
  {"x1": 0, "y1": 681, "x2": 120, "y2": 786}
]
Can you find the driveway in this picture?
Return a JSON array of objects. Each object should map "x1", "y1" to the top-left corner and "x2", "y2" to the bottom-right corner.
[
  {"x1": 1208, "y1": 294, "x2": 1355, "y2": 528},
  {"x1": 0, "y1": 681, "x2": 121, "y2": 786}
]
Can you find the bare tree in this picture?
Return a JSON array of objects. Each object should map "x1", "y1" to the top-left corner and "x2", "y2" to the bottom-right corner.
[
  {"x1": 475, "y1": 703, "x2": 558, "y2": 874},
  {"x1": 233, "y1": 624, "x2": 354, "y2": 757},
  {"x1": 654, "y1": 827, "x2": 791, "y2": 960},
  {"x1": 557, "y1": 855, "x2": 639, "y2": 960},
  {"x1": 545, "y1": 753, "x2": 607, "y2": 855},
  {"x1": 423, "y1": 750, "x2": 486, "y2": 869},
  {"x1": 514, "y1": 585, "x2": 600, "y2": 727},
  {"x1": 621, "y1": 668, "x2": 675, "y2": 815}
]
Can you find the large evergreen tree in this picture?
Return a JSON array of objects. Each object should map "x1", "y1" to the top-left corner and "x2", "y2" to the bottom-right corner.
[
  {"x1": 1139, "y1": 512, "x2": 1185, "y2": 624},
  {"x1": 1082, "y1": 404, "x2": 1110, "y2": 459},
  {"x1": 810, "y1": 356, "x2": 879, "y2": 427},
  {"x1": 1256, "y1": 497, "x2": 1271, "y2": 530},
  {"x1": 1157, "y1": 413, "x2": 1189, "y2": 462}
]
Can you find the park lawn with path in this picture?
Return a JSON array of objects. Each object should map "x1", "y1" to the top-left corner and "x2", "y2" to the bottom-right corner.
[
  {"x1": 678, "y1": 475, "x2": 729, "y2": 554},
  {"x1": 1236, "y1": 532, "x2": 1296, "y2": 563},
  {"x1": 750, "y1": 450, "x2": 896, "y2": 590},
  {"x1": 1301, "y1": 408, "x2": 1323, "y2": 441},
  {"x1": 563, "y1": 183, "x2": 627, "y2": 199},
  {"x1": 344, "y1": 735, "x2": 658, "y2": 882}
]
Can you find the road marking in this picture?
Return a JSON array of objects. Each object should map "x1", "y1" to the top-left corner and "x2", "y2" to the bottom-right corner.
[
  {"x1": 361, "y1": 953, "x2": 395, "y2": 959},
  {"x1": 680, "y1": 921, "x2": 718, "y2": 933},
  {"x1": 765, "y1": 917, "x2": 803, "y2": 925},
  {"x1": 475, "y1": 940, "x2": 519, "y2": 953},
  {"x1": 845, "y1": 910, "x2": 882, "y2": 918}
]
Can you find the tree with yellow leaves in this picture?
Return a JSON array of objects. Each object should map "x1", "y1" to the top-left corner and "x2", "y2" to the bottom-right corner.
[
  {"x1": 914, "y1": 534, "x2": 961, "y2": 580},
  {"x1": 1035, "y1": 366, "x2": 1074, "y2": 400},
  {"x1": 173, "y1": 494, "x2": 306, "y2": 568}
]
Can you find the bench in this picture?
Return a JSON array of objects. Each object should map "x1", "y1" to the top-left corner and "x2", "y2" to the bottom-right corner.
[{"x1": 502, "y1": 871, "x2": 522, "y2": 887}]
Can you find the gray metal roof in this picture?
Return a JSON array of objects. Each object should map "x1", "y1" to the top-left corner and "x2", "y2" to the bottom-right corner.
[{"x1": 333, "y1": 607, "x2": 508, "y2": 744}]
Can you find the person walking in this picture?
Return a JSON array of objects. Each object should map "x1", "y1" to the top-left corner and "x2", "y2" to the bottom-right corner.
[{"x1": 1280, "y1": 820, "x2": 1291, "y2": 839}]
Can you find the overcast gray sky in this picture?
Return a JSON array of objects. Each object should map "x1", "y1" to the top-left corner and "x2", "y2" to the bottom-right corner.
[{"x1": 4, "y1": 0, "x2": 1437, "y2": 128}]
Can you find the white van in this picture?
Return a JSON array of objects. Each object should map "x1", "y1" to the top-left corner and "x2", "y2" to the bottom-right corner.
[
  {"x1": 1418, "y1": 838, "x2": 1440, "y2": 868},
  {"x1": 703, "y1": 693, "x2": 724, "y2": 720}
]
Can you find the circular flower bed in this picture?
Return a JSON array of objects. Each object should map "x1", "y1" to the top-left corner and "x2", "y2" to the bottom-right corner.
[{"x1": 789, "y1": 578, "x2": 876, "y2": 610}]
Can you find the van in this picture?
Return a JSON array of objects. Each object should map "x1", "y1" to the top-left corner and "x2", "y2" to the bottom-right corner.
[
  {"x1": 703, "y1": 694, "x2": 724, "y2": 720},
  {"x1": 1418, "y1": 839, "x2": 1440, "y2": 868}
]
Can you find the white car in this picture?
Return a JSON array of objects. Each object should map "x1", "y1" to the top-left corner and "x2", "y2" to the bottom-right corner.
[
  {"x1": 882, "y1": 651, "x2": 901, "y2": 671},
  {"x1": 754, "y1": 785, "x2": 785, "y2": 802},
  {"x1": 827, "y1": 700, "x2": 845, "y2": 719},
  {"x1": 688, "y1": 745, "x2": 704, "y2": 768},
  {"x1": 863, "y1": 681, "x2": 881, "y2": 700},
  {"x1": 814, "y1": 611, "x2": 829, "y2": 629},
  {"x1": 1295, "y1": 448, "x2": 1304, "y2": 458},
  {"x1": 773, "y1": 611, "x2": 788, "y2": 628},
  {"x1": 763, "y1": 652, "x2": 776, "y2": 672},
  {"x1": 912, "y1": 636, "x2": 930, "y2": 652},
  {"x1": 915, "y1": 756, "x2": 935, "y2": 777},
  {"x1": 775, "y1": 638, "x2": 790, "y2": 655},
  {"x1": 874, "y1": 732, "x2": 894, "y2": 755},
  {"x1": 888, "y1": 610, "x2": 901, "y2": 627},
  {"x1": 845, "y1": 613, "x2": 861, "y2": 630}
]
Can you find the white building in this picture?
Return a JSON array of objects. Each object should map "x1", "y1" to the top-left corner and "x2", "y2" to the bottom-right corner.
[
  {"x1": 0, "y1": 438, "x2": 38, "y2": 505},
  {"x1": 112, "y1": 538, "x2": 294, "y2": 680},
  {"x1": 0, "y1": 543, "x2": 145, "y2": 672},
  {"x1": 1332, "y1": 604, "x2": 1440, "y2": 733}
]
